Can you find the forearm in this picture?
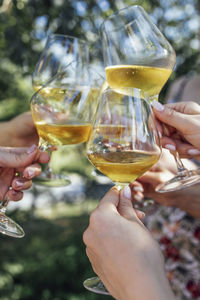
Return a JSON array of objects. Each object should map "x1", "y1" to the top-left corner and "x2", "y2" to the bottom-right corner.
[{"x1": 122, "y1": 265, "x2": 175, "y2": 300}]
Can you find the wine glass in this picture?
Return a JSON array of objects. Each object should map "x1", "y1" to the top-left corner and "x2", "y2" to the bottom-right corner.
[
  {"x1": 33, "y1": 34, "x2": 89, "y2": 91},
  {"x1": 100, "y1": 5, "x2": 198, "y2": 193},
  {"x1": 100, "y1": 5, "x2": 176, "y2": 101},
  {"x1": 32, "y1": 34, "x2": 89, "y2": 186},
  {"x1": 0, "y1": 194, "x2": 24, "y2": 238},
  {"x1": 83, "y1": 87, "x2": 161, "y2": 295},
  {"x1": 30, "y1": 61, "x2": 103, "y2": 187}
]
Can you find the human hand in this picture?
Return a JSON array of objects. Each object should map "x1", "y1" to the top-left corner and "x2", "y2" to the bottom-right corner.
[
  {"x1": 0, "y1": 145, "x2": 49, "y2": 202},
  {"x1": 130, "y1": 150, "x2": 200, "y2": 218},
  {"x1": 152, "y1": 101, "x2": 200, "y2": 158},
  {"x1": 1, "y1": 112, "x2": 38, "y2": 147},
  {"x1": 83, "y1": 186, "x2": 174, "y2": 300}
]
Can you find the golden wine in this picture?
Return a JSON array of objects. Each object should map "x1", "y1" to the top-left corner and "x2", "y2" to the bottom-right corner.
[
  {"x1": 33, "y1": 86, "x2": 78, "y2": 101},
  {"x1": 88, "y1": 150, "x2": 159, "y2": 183},
  {"x1": 105, "y1": 65, "x2": 172, "y2": 97},
  {"x1": 35, "y1": 122, "x2": 91, "y2": 146}
]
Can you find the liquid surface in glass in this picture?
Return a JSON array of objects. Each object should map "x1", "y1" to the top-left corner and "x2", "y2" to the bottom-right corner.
[
  {"x1": 88, "y1": 150, "x2": 159, "y2": 184},
  {"x1": 35, "y1": 122, "x2": 91, "y2": 146},
  {"x1": 105, "y1": 65, "x2": 172, "y2": 97}
]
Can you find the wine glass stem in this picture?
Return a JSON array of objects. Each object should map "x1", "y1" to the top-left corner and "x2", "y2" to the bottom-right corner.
[
  {"x1": 39, "y1": 141, "x2": 54, "y2": 177},
  {"x1": 173, "y1": 151, "x2": 189, "y2": 176},
  {"x1": 115, "y1": 183, "x2": 127, "y2": 191},
  {"x1": 0, "y1": 197, "x2": 9, "y2": 214}
]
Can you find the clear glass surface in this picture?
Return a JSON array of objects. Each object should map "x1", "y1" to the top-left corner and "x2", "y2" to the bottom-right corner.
[
  {"x1": 31, "y1": 61, "x2": 104, "y2": 185},
  {"x1": 84, "y1": 87, "x2": 161, "y2": 294},
  {"x1": 100, "y1": 5, "x2": 195, "y2": 194},
  {"x1": 32, "y1": 35, "x2": 89, "y2": 186},
  {"x1": 100, "y1": 5, "x2": 176, "y2": 101},
  {"x1": 0, "y1": 198, "x2": 25, "y2": 238}
]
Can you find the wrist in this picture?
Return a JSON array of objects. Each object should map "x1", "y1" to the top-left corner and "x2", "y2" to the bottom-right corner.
[
  {"x1": 117, "y1": 249, "x2": 174, "y2": 300},
  {"x1": 123, "y1": 265, "x2": 174, "y2": 300}
]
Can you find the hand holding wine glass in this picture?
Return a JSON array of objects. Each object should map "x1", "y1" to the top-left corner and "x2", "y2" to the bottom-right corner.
[
  {"x1": 0, "y1": 145, "x2": 49, "y2": 238},
  {"x1": 83, "y1": 87, "x2": 161, "y2": 295},
  {"x1": 152, "y1": 101, "x2": 200, "y2": 155},
  {"x1": 83, "y1": 186, "x2": 175, "y2": 300},
  {"x1": 151, "y1": 100, "x2": 200, "y2": 192}
]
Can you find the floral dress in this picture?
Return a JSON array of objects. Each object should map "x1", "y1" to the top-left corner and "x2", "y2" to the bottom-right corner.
[{"x1": 144, "y1": 206, "x2": 200, "y2": 299}]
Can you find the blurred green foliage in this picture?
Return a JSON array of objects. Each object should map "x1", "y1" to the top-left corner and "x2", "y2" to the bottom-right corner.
[
  {"x1": 0, "y1": 209, "x2": 109, "y2": 300},
  {"x1": 0, "y1": 0, "x2": 200, "y2": 299},
  {"x1": 0, "y1": 0, "x2": 199, "y2": 121}
]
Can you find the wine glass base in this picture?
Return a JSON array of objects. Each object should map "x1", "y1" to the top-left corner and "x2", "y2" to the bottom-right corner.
[
  {"x1": 155, "y1": 170, "x2": 200, "y2": 193},
  {"x1": 83, "y1": 277, "x2": 109, "y2": 295},
  {"x1": 33, "y1": 172, "x2": 71, "y2": 187},
  {"x1": 0, "y1": 212, "x2": 25, "y2": 238}
]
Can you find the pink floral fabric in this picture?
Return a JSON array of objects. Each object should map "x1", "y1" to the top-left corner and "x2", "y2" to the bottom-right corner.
[{"x1": 144, "y1": 206, "x2": 200, "y2": 299}]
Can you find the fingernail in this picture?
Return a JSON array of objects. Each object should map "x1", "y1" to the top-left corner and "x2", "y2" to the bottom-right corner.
[
  {"x1": 27, "y1": 169, "x2": 35, "y2": 178},
  {"x1": 16, "y1": 181, "x2": 24, "y2": 187},
  {"x1": 27, "y1": 144, "x2": 37, "y2": 154},
  {"x1": 123, "y1": 185, "x2": 132, "y2": 199},
  {"x1": 152, "y1": 100, "x2": 164, "y2": 112},
  {"x1": 165, "y1": 144, "x2": 176, "y2": 151},
  {"x1": 132, "y1": 186, "x2": 144, "y2": 192},
  {"x1": 134, "y1": 194, "x2": 143, "y2": 202},
  {"x1": 187, "y1": 149, "x2": 200, "y2": 155}
]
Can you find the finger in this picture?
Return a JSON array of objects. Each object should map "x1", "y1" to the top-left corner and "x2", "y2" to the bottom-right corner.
[
  {"x1": 118, "y1": 186, "x2": 138, "y2": 220},
  {"x1": 138, "y1": 170, "x2": 174, "y2": 189},
  {"x1": 129, "y1": 181, "x2": 144, "y2": 202},
  {"x1": 0, "y1": 168, "x2": 14, "y2": 201},
  {"x1": 152, "y1": 100, "x2": 192, "y2": 134},
  {"x1": 135, "y1": 209, "x2": 145, "y2": 220},
  {"x1": 23, "y1": 163, "x2": 42, "y2": 179},
  {"x1": 6, "y1": 189, "x2": 23, "y2": 202},
  {"x1": 160, "y1": 137, "x2": 176, "y2": 152},
  {"x1": 167, "y1": 101, "x2": 200, "y2": 115},
  {"x1": 174, "y1": 140, "x2": 200, "y2": 158},
  {"x1": 154, "y1": 118, "x2": 162, "y2": 138},
  {"x1": 37, "y1": 151, "x2": 50, "y2": 164},
  {"x1": 11, "y1": 178, "x2": 32, "y2": 191},
  {"x1": 0, "y1": 145, "x2": 38, "y2": 168},
  {"x1": 98, "y1": 186, "x2": 119, "y2": 208}
]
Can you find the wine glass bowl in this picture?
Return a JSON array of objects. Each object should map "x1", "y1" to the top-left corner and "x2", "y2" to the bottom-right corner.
[
  {"x1": 31, "y1": 85, "x2": 92, "y2": 148},
  {"x1": 32, "y1": 34, "x2": 89, "y2": 91},
  {"x1": 100, "y1": 5, "x2": 176, "y2": 100},
  {"x1": 31, "y1": 35, "x2": 89, "y2": 186},
  {"x1": 87, "y1": 87, "x2": 161, "y2": 186}
]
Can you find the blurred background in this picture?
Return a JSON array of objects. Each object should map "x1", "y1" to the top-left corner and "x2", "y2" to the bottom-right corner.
[{"x1": 0, "y1": 0, "x2": 199, "y2": 299}]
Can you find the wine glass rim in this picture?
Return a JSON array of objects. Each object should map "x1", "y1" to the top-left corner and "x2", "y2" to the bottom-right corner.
[
  {"x1": 47, "y1": 33, "x2": 88, "y2": 45},
  {"x1": 99, "y1": 5, "x2": 143, "y2": 32}
]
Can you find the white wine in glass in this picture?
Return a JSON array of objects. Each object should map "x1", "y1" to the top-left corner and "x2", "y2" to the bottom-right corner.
[
  {"x1": 83, "y1": 87, "x2": 161, "y2": 295},
  {"x1": 101, "y1": 5, "x2": 198, "y2": 193},
  {"x1": 100, "y1": 5, "x2": 176, "y2": 101},
  {"x1": 32, "y1": 34, "x2": 89, "y2": 186}
]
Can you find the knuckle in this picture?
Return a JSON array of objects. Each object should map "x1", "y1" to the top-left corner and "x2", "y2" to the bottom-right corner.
[
  {"x1": 89, "y1": 209, "x2": 102, "y2": 227},
  {"x1": 83, "y1": 229, "x2": 90, "y2": 245}
]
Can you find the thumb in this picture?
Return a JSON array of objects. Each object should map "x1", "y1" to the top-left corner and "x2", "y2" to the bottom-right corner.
[
  {"x1": 0, "y1": 145, "x2": 37, "y2": 168},
  {"x1": 118, "y1": 186, "x2": 138, "y2": 220},
  {"x1": 152, "y1": 100, "x2": 191, "y2": 134},
  {"x1": 98, "y1": 186, "x2": 120, "y2": 208}
]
